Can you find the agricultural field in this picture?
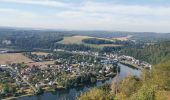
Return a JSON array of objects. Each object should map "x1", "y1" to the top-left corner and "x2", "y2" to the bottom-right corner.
[
  {"x1": 32, "y1": 52, "x2": 50, "y2": 56},
  {"x1": 112, "y1": 35, "x2": 132, "y2": 41},
  {"x1": 58, "y1": 35, "x2": 123, "y2": 48},
  {"x1": 58, "y1": 35, "x2": 93, "y2": 44},
  {"x1": 26, "y1": 61, "x2": 55, "y2": 67},
  {"x1": 0, "y1": 53, "x2": 33, "y2": 64}
]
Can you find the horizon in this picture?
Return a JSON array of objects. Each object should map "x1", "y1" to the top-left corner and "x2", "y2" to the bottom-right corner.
[
  {"x1": 1, "y1": 26, "x2": 170, "y2": 34},
  {"x1": 0, "y1": 0, "x2": 170, "y2": 33}
]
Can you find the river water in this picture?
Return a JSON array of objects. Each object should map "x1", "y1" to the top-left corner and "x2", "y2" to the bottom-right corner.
[{"x1": 16, "y1": 63, "x2": 141, "y2": 100}]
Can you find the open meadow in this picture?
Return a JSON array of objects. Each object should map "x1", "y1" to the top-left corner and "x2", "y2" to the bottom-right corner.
[
  {"x1": 32, "y1": 52, "x2": 50, "y2": 56},
  {"x1": 26, "y1": 61, "x2": 55, "y2": 67},
  {"x1": 58, "y1": 35, "x2": 123, "y2": 48},
  {"x1": 112, "y1": 35, "x2": 132, "y2": 41},
  {"x1": 58, "y1": 35, "x2": 93, "y2": 44},
  {"x1": 0, "y1": 53, "x2": 33, "y2": 64}
]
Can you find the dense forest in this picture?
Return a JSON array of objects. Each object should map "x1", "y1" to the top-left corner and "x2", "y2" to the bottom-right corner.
[
  {"x1": 0, "y1": 28, "x2": 72, "y2": 50},
  {"x1": 82, "y1": 38, "x2": 134, "y2": 45},
  {"x1": 53, "y1": 43, "x2": 94, "y2": 51},
  {"x1": 120, "y1": 41, "x2": 170, "y2": 64},
  {"x1": 57, "y1": 30, "x2": 170, "y2": 42},
  {"x1": 82, "y1": 38, "x2": 114, "y2": 44},
  {"x1": 1, "y1": 27, "x2": 170, "y2": 51}
]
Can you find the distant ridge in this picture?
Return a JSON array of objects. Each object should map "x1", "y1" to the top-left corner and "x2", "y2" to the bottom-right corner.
[{"x1": 0, "y1": 26, "x2": 169, "y2": 34}]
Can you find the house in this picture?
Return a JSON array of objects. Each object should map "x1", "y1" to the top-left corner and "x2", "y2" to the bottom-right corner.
[
  {"x1": 35, "y1": 83, "x2": 40, "y2": 88},
  {"x1": 16, "y1": 78, "x2": 21, "y2": 85},
  {"x1": 0, "y1": 65, "x2": 7, "y2": 67},
  {"x1": 0, "y1": 65, "x2": 6, "y2": 71},
  {"x1": 48, "y1": 81, "x2": 53, "y2": 86},
  {"x1": 99, "y1": 70, "x2": 103, "y2": 74},
  {"x1": 0, "y1": 50, "x2": 8, "y2": 54}
]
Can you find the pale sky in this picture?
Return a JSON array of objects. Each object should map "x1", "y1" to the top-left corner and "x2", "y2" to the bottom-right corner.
[{"x1": 0, "y1": 0, "x2": 170, "y2": 32}]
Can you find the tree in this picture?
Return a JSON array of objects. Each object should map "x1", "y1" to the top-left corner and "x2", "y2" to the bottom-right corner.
[
  {"x1": 79, "y1": 88, "x2": 114, "y2": 100},
  {"x1": 130, "y1": 85, "x2": 155, "y2": 100}
]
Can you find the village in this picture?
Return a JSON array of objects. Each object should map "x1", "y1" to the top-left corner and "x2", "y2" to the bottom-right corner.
[{"x1": 0, "y1": 50, "x2": 151, "y2": 99}]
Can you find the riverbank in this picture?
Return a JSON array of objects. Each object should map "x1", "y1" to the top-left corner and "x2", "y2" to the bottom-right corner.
[
  {"x1": 2, "y1": 63, "x2": 141, "y2": 100},
  {"x1": 2, "y1": 84, "x2": 70, "y2": 100},
  {"x1": 2, "y1": 94, "x2": 33, "y2": 100},
  {"x1": 1, "y1": 87, "x2": 65, "y2": 100},
  {"x1": 120, "y1": 61, "x2": 141, "y2": 70},
  {"x1": 9, "y1": 63, "x2": 141, "y2": 100},
  {"x1": 1, "y1": 76, "x2": 113, "y2": 100}
]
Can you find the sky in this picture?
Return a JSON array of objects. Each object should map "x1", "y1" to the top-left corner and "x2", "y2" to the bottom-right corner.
[{"x1": 0, "y1": 0, "x2": 170, "y2": 32}]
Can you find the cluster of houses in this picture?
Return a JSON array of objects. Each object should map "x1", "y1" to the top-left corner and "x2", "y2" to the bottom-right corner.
[
  {"x1": 118, "y1": 55, "x2": 152, "y2": 69},
  {"x1": 13, "y1": 63, "x2": 58, "y2": 90},
  {"x1": 0, "y1": 65, "x2": 10, "y2": 72},
  {"x1": 71, "y1": 50, "x2": 152, "y2": 70},
  {"x1": 55, "y1": 49, "x2": 99, "y2": 57},
  {"x1": 64, "y1": 50, "x2": 152, "y2": 70},
  {"x1": 0, "y1": 50, "x2": 152, "y2": 95},
  {"x1": 72, "y1": 50, "x2": 99, "y2": 56},
  {"x1": 0, "y1": 52, "x2": 118, "y2": 91}
]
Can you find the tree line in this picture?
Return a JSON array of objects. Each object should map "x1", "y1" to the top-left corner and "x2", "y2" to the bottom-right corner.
[{"x1": 120, "y1": 41, "x2": 170, "y2": 64}]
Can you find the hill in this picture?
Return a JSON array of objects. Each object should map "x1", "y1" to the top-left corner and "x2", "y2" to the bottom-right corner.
[
  {"x1": 79, "y1": 41, "x2": 170, "y2": 100},
  {"x1": 79, "y1": 59, "x2": 170, "y2": 100},
  {"x1": 120, "y1": 41, "x2": 170, "y2": 64}
]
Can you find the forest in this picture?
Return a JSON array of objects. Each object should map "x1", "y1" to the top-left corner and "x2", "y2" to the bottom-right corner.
[
  {"x1": 82, "y1": 38, "x2": 133, "y2": 46},
  {"x1": 1, "y1": 27, "x2": 170, "y2": 51},
  {"x1": 82, "y1": 38, "x2": 114, "y2": 44},
  {"x1": 120, "y1": 41, "x2": 170, "y2": 64}
]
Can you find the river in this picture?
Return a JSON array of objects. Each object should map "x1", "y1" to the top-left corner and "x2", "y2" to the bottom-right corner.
[{"x1": 16, "y1": 63, "x2": 141, "y2": 100}]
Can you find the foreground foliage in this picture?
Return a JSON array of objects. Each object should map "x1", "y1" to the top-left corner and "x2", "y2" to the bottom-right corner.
[{"x1": 79, "y1": 84, "x2": 114, "y2": 100}]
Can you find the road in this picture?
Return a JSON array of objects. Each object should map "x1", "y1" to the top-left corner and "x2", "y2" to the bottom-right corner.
[{"x1": 0, "y1": 66, "x2": 38, "y2": 93}]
